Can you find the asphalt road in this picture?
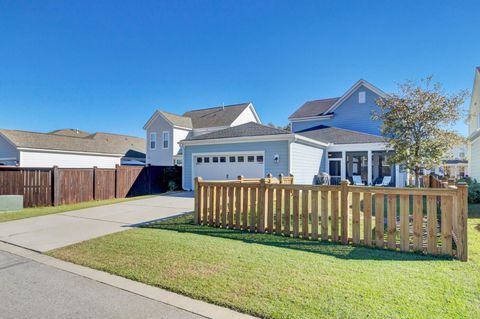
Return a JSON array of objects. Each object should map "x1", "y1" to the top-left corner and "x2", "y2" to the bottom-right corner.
[{"x1": 0, "y1": 250, "x2": 203, "y2": 319}]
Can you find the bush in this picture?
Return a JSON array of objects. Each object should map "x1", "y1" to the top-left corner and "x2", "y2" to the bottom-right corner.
[{"x1": 468, "y1": 182, "x2": 480, "y2": 204}]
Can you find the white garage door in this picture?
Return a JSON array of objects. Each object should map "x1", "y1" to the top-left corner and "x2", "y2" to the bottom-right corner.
[{"x1": 193, "y1": 153, "x2": 265, "y2": 181}]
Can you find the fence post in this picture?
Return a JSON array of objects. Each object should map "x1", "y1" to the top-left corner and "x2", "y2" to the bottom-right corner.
[
  {"x1": 456, "y1": 182, "x2": 468, "y2": 261},
  {"x1": 92, "y1": 166, "x2": 97, "y2": 200},
  {"x1": 114, "y1": 164, "x2": 119, "y2": 198},
  {"x1": 258, "y1": 178, "x2": 267, "y2": 233},
  {"x1": 194, "y1": 177, "x2": 202, "y2": 224},
  {"x1": 290, "y1": 174, "x2": 294, "y2": 184},
  {"x1": 52, "y1": 166, "x2": 60, "y2": 206},
  {"x1": 340, "y1": 179, "x2": 350, "y2": 244},
  {"x1": 279, "y1": 173, "x2": 284, "y2": 184}
]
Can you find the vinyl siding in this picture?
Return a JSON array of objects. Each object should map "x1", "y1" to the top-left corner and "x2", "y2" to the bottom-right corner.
[
  {"x1": 19, "y1": 150, "x2": 120, "y2": 168},
  {"x1": 290, "y1": 141, "x2": 325, "y2": 184},
  {"x1": 291, "y1": 85, "x2": 383, "y2": 135},
  {"x1": 146, "y1": 115, "x2": 181, "y2": 166},
  {"x1": 0, "y1": 136, "x2": 18, "y2": 160},
  {"x1": 182, "y1": 140, "x2": 289, "y2": 190},
  {"x1": 470, "y1": 137, "x2": 480, "y2": 180},
  {"x1": 173, "y1": 128, "x2": 190, "y2": 156}
]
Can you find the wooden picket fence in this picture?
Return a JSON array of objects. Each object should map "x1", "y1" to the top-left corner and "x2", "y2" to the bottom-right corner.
[{"x1": 194, "y1": 176, "x2": 468, "y2": 261}]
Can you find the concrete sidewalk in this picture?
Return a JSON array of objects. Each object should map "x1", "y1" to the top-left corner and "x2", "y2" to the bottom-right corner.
[
  {"x1": 0, "y1": 192, "x2": 194, "y2": 252},
  {"x1": 0, "y1": 242, "x2": 256, "y2": 319}
]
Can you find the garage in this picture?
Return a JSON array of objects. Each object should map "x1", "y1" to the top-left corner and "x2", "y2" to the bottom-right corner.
[{"x1": 193, "y1": 152, "x2": 265, "y2": 181}]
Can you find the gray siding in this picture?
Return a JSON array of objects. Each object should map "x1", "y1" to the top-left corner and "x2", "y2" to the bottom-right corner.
[
  {"x1": 146, "y1": 115, "x2": 175, "y2": 166},
  {"x1": 0, "y1": 135, "x2": 18, "y2": 161},
  {"x1": 291, "y1": 85, "x2": 383, "y2": 135},
  {"x1": 183, "y1": 140, "x2": 289, "y2": 190},
  {"x1": 290, "y1": 141, "x2": 325, "y2": 184}
]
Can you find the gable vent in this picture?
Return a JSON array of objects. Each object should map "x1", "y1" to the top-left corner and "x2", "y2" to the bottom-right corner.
[{"x1": 359, "y1": 91, "x2": 366, "y2": 104}]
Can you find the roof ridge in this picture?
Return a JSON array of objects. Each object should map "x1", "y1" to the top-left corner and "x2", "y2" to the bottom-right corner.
[
  {"x1": 183, "y1": 102, "x2": 250, "y2": 114},
  {"x1": 91, "y1": 132, "x2": 144, "y2": 139},
  {"x1": 298, "y1": 124, "x2": 384, "y2": 138}
]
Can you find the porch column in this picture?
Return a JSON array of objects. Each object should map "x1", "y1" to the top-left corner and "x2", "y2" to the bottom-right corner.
[
  {"x1": 341, "y1": 151, "x2": 346, "y2": 180},
  {"x1": 395, "y1": 164, "x2": 401, "y2": 187},
  {"x1": 367, "y1": 150, "x2": 372, "y2": 186}
]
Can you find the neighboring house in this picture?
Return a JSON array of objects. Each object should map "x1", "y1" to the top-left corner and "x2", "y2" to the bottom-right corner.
[
  {"x1": 468, "y1": 67, "x2": 480, "y2": 180},
  {"x1": 0, "y1": 128, "x2": 145, "y2": 168},
  {"x1": 143, "y1": 103, "x2": 261, "y2": 166},
  {"x1": 441, "y1": 144, "x2": 468, "y2": 179},
  {"x1": 289, "y1": 79, "x2": 405, "y2": 187}
]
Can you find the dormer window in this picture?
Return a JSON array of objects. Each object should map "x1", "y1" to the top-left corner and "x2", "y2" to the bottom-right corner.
[{"x1": 359, "y1": 91, "x2": 366, "y2": 104}]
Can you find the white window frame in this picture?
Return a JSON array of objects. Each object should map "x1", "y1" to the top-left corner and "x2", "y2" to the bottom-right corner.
[
  {"x1": 149, "y1": 132, "x2": 157, "y2": 150},
  {"x1": 359, "y1": 91, "x2": 366, "y2": 104},
  {"x1": 162, "y1": 131, "x2": 169, "y2": 149}
]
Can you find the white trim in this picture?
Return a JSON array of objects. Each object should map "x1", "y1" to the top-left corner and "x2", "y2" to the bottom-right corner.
[
  {"x1": 179, "y1": 134, "x2": 328, "y2": 148},
  {"x1": 288, "y1": 114, "x2": 334, "y2": 122},
  {"x1": 247, "y1": 103, "x2": 262, "y2": 124},
  {"x1": 326, "y1": 142, "x2": 389, "y2": 152},
  {"x1": 149, "y1": 132, "x2": 157, "y2": 150},
  {"x1": 191, "y1": 151, "x2": 265, "y2": 189},
  {"x1": 143, "y1": 110, "x2": 193, "y2": 131},
  {"x1": 162, "y1": 131, "x2": 169, "y2": 149},
  {"x1": 17, "y1": 147, "x2": 122, "y2": 157},
  {"x1": 324, "y1": 79, "x2": 387, "y2": 114}
]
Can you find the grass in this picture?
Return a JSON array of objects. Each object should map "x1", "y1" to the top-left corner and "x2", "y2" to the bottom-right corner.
[
  {"x1": 48, "y1": 206, "x2": 480, "y2": 319},
  {"x1": 0, "y1": 195, "x2": 154, "y2": 223}
]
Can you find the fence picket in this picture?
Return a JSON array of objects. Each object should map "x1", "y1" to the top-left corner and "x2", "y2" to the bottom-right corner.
[
  {"x1": 221, "y1": 186, "x2": 227, "y2": 227},
  {"x1": 412, "y1": 195, "x2": 423, "y2": 251},
  {"x1": 387, "y1": 194, "x2": 397, "y2": 249},
  {"x1": 267, "y1": 188, "x2": 274, "y2": 233},
  {"x1": 331, "y1": 190, "x2": 339, "y2": 242},
  {"x1": 284, "y1": 190, "x2": 291, "y2": 237},
  {"x1": 302, "y1": 190, "x2": 309, "y2": 239},
  {"x1": 441, "y1": 196, "x2": 453, "y2": 255},
  {"x1": 321, "y1": 191, "x2": 329, "y2": 241},
  {"x1": 352, "y1": 192, "x2": 360, "y2": 244},
  {"x1": 228, "y1": 187, "x2": 235, "y2": 228},
  {"x1": 311, "y1": 190, "x2": 319, "y2": 240},
  {"x1": 209, "y1": 186, "x2": 215, "y2": 226},
  {"x1": 375, "y1": 193, "x2": 384, "y2": 248},
  {"x1": 293, "y1": 189, "x2": 300, "y2": 238},
  {"x1": 275, "y1": 188, "x2": 283, "y2": 235},
  {"x1": 363, "y1": 192, "x2": 372, "y2": 246},
  {"x1": 235, "y1": 186, "x2": 242, "y2": 230},
  {"x1": 242, "y1": 187, "x2": 249, "y2": 230},
  {"x1": 250, "y1": 188, "x2": 257, "y2": 231},
  {"x1": 340, "y1": 181, "x2": 349, "y2": 244},
  {"x1": 400, "y1": 194, "x2": 409, "y2": 252},
  {"x1": 203, "y1": 186, "x2": 209, "y2": 225},
  {"x1": 427, "y1": 195, "x2": 437, "y2": 254}
]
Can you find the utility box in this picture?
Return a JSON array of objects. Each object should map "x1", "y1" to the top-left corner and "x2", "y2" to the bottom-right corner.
[{"x1": 0, "y1": 195, "x2": 24, "y2": 212}]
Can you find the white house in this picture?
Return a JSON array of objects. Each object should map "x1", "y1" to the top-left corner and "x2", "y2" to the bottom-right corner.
[
  {"x1": 143, "y1": 102, "x2": 261, "y2": 166},
  {"x1": 468, "y1": 67, "x2": 480, "y2": 180},
  {"x1": 0, "y1": 128, "x2": 145, "y2": 168}
]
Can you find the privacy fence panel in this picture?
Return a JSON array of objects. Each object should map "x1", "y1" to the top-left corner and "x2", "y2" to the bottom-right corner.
[
  {"x1": 195, "y1": 177, "x2": 468, "y2": 261},
  {"x1": 0, "y1": 167, "x2": 53, "y2": 207}
]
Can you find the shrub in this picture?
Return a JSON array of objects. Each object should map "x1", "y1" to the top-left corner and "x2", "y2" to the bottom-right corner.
[{"x1": 468, "y1": 182, "x2": 480, "y2": 204}]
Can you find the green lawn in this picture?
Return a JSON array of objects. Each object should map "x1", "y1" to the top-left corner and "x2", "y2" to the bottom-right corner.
[
  {"x1": 48, "y1": 204, "x2": 480, "y2": 319},
  {"x1": 0, "y1": 195, "x2": 154, "y2": 223}
]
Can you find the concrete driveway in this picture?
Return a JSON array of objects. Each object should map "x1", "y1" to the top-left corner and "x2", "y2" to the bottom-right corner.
[{"x1": 0, "y1": 192, "x2": 194, "y2": 252}]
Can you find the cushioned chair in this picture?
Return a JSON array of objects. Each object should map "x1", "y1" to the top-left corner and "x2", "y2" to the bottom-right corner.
[
  {"x1": 352, "y1": 175, "x2": 364, "y2": 186},
  {"x1": 375, "y1": 176, "x2": 392, "y2": 187}
]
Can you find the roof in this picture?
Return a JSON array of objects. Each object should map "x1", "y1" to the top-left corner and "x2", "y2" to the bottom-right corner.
[
  {"x1": 158, "y1": 111, "x2": 193, "y2": 129},
  {"x1": 288, "y1": 98, "x2": 340, "y2": 119},
  {"x1": 49, "y1": 129, "x2": 91, "y2": 137},
  {"x1": 443, "y1": 159, "x2": 468, "y2": 164},
  {"x1": 185, "y1": 122, "x2": 289, "y2": 141},
  {"x1": 0, "y1": 129, "x2": 145, "y2": 157},
  {"x1": 296, "y1": 125, "x2": 384, "y2": 144},
  {"x1": 289, "y1": 79, "x2": 386, "y2": 120},
  {"x1": 182, "y1": 103, "x2": 251, "y2": 129}
]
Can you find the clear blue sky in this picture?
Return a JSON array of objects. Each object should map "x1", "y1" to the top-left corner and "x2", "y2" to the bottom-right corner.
[{"x1": 1, "y1": 0, "x2": 478, "y2": 137}]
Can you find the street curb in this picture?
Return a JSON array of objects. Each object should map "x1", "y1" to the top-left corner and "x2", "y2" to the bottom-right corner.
[{"x1": 0, "y1": 242, "x2": 257, "y2": 319}]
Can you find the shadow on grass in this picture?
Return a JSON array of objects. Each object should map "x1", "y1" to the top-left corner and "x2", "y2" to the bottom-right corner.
[{"x1": 139, "y1": 213, "x2": 452, "y2": 262}]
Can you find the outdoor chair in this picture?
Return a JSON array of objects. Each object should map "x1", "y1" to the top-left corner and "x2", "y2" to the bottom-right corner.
[
  {"x1": 352, "y1": 175, "x2": 364, "y2": 186},
  {"x1": 375, "y1": 176, "x2": 392, "y2": 187}
]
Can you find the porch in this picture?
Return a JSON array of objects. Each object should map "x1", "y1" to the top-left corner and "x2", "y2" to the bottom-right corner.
[{"x1": 326, "y1": 144, "x2": 406, "y2": 187}]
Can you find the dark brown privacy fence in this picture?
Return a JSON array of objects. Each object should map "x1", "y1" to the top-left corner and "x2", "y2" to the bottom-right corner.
[
  {"x1": 195, "y1": 177, "x2": 468, "y2": 261},
  {"x1": 0, "y1": 165, "x2": 182, "y2": 208}
]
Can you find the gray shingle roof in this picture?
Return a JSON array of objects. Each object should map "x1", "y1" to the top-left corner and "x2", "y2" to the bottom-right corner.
[
  {"x1": 159, "y1": 111, "x2": 193, "y2": 129},
  {"x1": 183, "y1": 103, "x2": 251, "y2": 129},
  {"x1": 288, "y1": 97, "x2": 339, "y2": 119},
  {"x1": 0, "y1": 129, "x2": 145, "y2": 158},
  {"x1": 185, "y1": 122, "x2": 289, "y2": 141},
  {"x1": 296, "y1": 125, "x2": 384, "y2": 144}
]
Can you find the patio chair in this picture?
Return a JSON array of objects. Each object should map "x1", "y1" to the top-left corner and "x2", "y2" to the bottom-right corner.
[
  {"x1": 352, "y1": 175, "x2": 364, "y2": 186},
  {"x1": 375, "y1": 176, "x2": 392, "y2": 187}
]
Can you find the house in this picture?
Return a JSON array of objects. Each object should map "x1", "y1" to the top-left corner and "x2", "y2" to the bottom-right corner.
[
  {"x1": 440, "y1": 144, "x2": 468, "y2": 179},
  {"x1": 289, "y1": 79, "x2": 404, "y2": 187},
  {"x1": 468, "y1": 67, "x2": 480, "y2": 181},
  {"x1": 143, "y1": 102, "x2": 261, "y2": 166},
  {"x1": 0, "y1": 128, "x2": 145, "y2": 168}
]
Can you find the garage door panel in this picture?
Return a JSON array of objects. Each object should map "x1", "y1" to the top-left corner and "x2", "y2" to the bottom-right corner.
[{"x1": 194, "y1": 154, "x2": 264, "y2": 181}]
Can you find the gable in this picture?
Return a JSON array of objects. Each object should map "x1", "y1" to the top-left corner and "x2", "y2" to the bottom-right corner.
[{"x1": 231, "y1": 104, "x2": 261, "y2": 126}]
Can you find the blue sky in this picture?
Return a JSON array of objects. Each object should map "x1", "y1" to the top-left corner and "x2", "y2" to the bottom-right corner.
[{"x1": 0, "y1": 0, "x2": 478, "y2": 137}]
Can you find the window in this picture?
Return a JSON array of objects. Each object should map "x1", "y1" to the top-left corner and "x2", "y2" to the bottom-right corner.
[
  {"x1": 238, "y1": 156, "x2": 244, "y2": 162},
  {"x1": 149, "y1": 132, "x2": 157, "y2": 150},
  {"x1": 162, "y1": 131, "x2": 169, "y2": 149},
  {"x1": 220, "y1": 156, "x2": 226, "y2": 163},
  {"x1": 359, "y1": 91, "x2": 366, "y2": 104},
  {"x1": 229, "y1": 156, "x2": 236, "y2": 162},
  {"x1": 247, "y1": 156, "x2": 255, "y2": 162},
  {"x1": 204, "y1": 157, "x2": 210, "y2": 163},
  {"x1": 196, "y1": 157, "x2": 202, "y2": 164},
  {"x1": 174, "y1": 159, "x2": 182, "y2": 166},
  {"x1": 328, "y1": 152, "x2": 342, "y2": 159},
  {"x1": 459, "y1": 152, "x2": 465, "y2": 159},
  {"x1": 212, "y1": 157, "x2": 219, "y2": 163},
  {"x1": 329, "y1": 161, "x2": 341, "y2": 177},
  {"x1": 256, "y1": 155, "x2": 264, "y2": 163}
]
